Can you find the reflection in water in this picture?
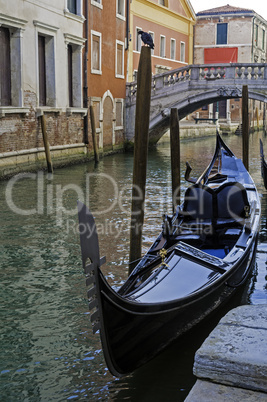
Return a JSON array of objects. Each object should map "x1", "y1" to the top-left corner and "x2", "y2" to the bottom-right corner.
[{"x1": 0, "y1": 133, "x2": 266, "y2": 401}]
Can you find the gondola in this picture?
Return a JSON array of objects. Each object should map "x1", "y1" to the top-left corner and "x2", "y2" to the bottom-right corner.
[
  {"x1": 260, "y1": 139, "x2": 267, "y2": 189},
  {"x1": 78, "y1": 133, "x2": 260, "y2": 377}
]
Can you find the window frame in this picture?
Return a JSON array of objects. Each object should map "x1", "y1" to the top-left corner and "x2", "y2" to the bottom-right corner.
[
  {"x1": 115, "y1": 40, "x2": 125, "y2": 79},
  {"x1": 160, "y1": 35, "x2": 166, "y2": 58},
  {"x1": 0, "y1": 14, "x2": 26, "y2": 111},
  {"x1": 91, "y1": 30, "x2": 102, "y2": 75},
  {"x1": 0, "y1": 27, "x2": 11, "y2": 106},
  {"x1": 216, "y1": 23, "x2": 228, "y2": 45},
  {"x1": 159, "y1": 0, "x2": 168, "y2": 6},
  {"x1": 148, "y1": 31, "x2": 154, "y2": 55},
  {"x1": 91, "y1": 0, "x2": 103, "y2": 9},
  {"x1": 255, "y1": 24, "x2": 259, "y2": 47},
  {"x1": 170, "y1": 38, "x2": 176, "y2": 60},
  {"x1": 180, "y1": 41, "x2": 185, "y2": 62},
  {"x1": 34, "y1": 22, "x2": 57, "y2": 108},
  {"x1": 115, "y1": 99, "x2": 124, "y2": 129},
  {"x1": 67, "y1": 0, "x2": 77, "y2": 14},
  {"x1": 64, "y1": 34, "x2": 86, "y2": 110},
  {"x1": 136, "y1": 27, "x2": 142, "y2": 52},
  {"x1": 116, "y1": 0, "x2": 126, "y2": 20}
]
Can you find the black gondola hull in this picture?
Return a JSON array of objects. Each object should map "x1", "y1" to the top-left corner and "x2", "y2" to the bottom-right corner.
[
  {"x1": 78, "y1": 133, "x2": 261, "y2": 377},
  {"x1": 96, "y1": 235, "x2": 257, "y2": 376}
]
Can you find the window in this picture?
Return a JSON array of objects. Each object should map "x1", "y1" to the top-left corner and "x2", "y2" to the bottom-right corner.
[
  {"x1": 91, "y1": 31, "x2": 102, "y2": 74},
  {"x1": 91, "y1": 0, "x2": 102, "y2": 9},
  {"x1": 68, "y1": 45, "x2": 73, "y2": 107},
  {"x1": 133, "y1": 70, "x2": 138, "y2": 81},
  {"x1": 149, "y1": 31, "x2": 154, "y2": 55},
  {"x1": 255, "y1": 24, "x2": 259, "y2": 46},
  {"x1": 263, "y1": 29, "x2": 265, "y2": 50},
  {"x1": 159, "y1": 0, "x2": 167, "y2": 6},
  {"x1": 67, "y1": 0, "x2": 77, "y2": 14},
  {"x1": 0, "y1": 16, "x2": 25, "y2": 109},
  {"x1": 136, "y1": 27, "x2": 142, "y2": 52},
  {"x1": 115, "y1": 100, "x2": 123, "y2": 128},
  {"x1": 180, "y1": 41, "x2": 185, "y2": 62},
  {"x1": 116, "y1": 40, "x2": 124, "y2": 78},
  {"x1": 117, "y1": 0, "x2": 125, "y2": 19},
  {"x1": 64, "y1": 34, "x2": 85, "y2": 108},
  {"x1": 170, "y1": 38, "x2": 176, "y2": 60},
  {"x1": 217, "y1": 23, "x2": 227, "y2": 45},
  {"x1": 160, "y1": 35, "x2": 166, "y2": 58},
  {"x1": 65, "y1": 0, "x2": 83, "y2": 16},
  {"x1": 37, "y1": 33, "x2": 56, "y2": 107},
  {"x1": 0, "y1": 27, "x2": 11, "y2": 106},
  {"x1": 38, "y1": 35, "x2": 46, "y2": 106}
]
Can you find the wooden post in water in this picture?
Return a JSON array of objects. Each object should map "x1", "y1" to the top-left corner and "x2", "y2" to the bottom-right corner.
[
  {"x1": 170, "y1": 108, "x2": 180, "y2": 212},
  {"x1": 242, "y1": 85, "x2": 249, "y2": 171},
  {"x1": 89, "y1": 105, "x2": 99, "y2": 165},
  {"x1": 129, "y1": 46, "x2": 152, "y2": 274},
  {"x1": 40, "y1": 114, "x2": 53, "y2": 173}
]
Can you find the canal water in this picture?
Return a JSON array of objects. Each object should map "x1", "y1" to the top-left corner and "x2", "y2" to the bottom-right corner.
[{"x1": 0, "y1": 132, "x2": 266, "y2": 401}]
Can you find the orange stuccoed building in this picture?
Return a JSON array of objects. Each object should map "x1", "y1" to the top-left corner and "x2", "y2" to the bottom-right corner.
[{"x1": 84, "y1": 0, "x2": 128, "y2": 154}]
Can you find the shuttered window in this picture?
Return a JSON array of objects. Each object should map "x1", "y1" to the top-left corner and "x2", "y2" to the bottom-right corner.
[
  {"x1": 92, "y1": 32, "x2": 101, "y2": 73},
  {"x1": 38, "y1": 35, "x2": 46, "y2": 106},
  {"x1": 0, "y1": 27, "x2": 11, "y2": 106},
  {"x1": 116, "y1": 42, "x2": 124, "y2": 77}
]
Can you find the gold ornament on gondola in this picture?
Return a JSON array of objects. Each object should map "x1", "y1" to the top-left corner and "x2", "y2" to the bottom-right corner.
[{"x1": 159, "y1": 248, "x2": 169, "y2": 268}]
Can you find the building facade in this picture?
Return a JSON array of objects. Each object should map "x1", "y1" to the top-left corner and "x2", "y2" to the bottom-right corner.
[
  {"x1": 85, "y1": 0, "x2": 128, "y2": 153},
  {"x1": 0, "y1": 0, "x2": 87, "y2": 177},
  {"x1": 128, "y1": 0, "x2": 196, "y2": 81},
  {"x1": 193, "y1": 5, "x2": 267, "y2": 130}
]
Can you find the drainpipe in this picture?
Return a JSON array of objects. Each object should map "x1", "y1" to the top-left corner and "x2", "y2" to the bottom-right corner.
[
  {"x1": 125, "y1": 0, "x2": 130, "y2": 51},
  {"x1": 83, "y1": 0, "x2": 89, "y2": 144},
  {"x1": 125, "y1": 0, "x2": 130, "y2": 82}
]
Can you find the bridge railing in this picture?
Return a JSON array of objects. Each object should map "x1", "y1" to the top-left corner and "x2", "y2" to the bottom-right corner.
[{"x1": 126, "y1": 63, "x2": 267, "y2": 104}]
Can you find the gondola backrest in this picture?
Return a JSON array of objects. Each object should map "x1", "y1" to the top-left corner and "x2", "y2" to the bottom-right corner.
[
  {"x1": 183, "y1": 184, "x2": 214, "y2": 220},
  {"x1": 216, "y1": 182, "x2": 249, "y2": 220},
  {"x1": 182, "y1": 182, "x2": 249, "y2": 226}
]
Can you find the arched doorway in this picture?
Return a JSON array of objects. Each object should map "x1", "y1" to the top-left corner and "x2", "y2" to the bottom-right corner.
[{"x1": 102, "y1": 92, "x2": 114, "y2": 150}]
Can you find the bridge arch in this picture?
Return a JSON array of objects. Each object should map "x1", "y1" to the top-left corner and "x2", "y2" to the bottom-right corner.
[
  {"x1": 149, "y1": 89, "x2": 267, "y2": 143},
  {"x1": 125, "y1": 63, "x2": 267, "y2": 143}
]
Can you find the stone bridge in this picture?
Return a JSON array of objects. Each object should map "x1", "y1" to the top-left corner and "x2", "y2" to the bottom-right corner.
[{"x1": 125, "y1": 63, "x2": 267, "y2": 143}]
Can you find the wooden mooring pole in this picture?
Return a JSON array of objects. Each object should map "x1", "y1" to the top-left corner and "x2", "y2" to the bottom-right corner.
[
  {"x1": 170, "y1": 108, "x2": 181, "y2": 212},
  {"x1": 40, "y1": 114, "x2": 53, "y2": 173},
  {"x1": 242, "y1": 85, "x2": 249, "y2": 171},
  {"x1": 89, "y1": 105, "x2": 99, "y2": 165},
  {"x1": 129, "y1": 46, "x2": 152, "y2": 274}
]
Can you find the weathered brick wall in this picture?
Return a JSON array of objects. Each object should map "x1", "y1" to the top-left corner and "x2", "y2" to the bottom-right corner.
[{"x1": 0, "y1": 91, "x2": 86, "y2": 153}]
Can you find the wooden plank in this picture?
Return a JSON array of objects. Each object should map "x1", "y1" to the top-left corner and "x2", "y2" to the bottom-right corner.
[
  {"x1": 40, "y1": 115, "x2": 53, "y2": 173},
  {"x1": 242, "y1": 85, "x2": 249, "y2": 171},
  {"x1": 170, "y1": 108, "x2": 181, "y2": 211},
  {"x1": 89, "y1": 105, "x2": 99, "y2": 164}
]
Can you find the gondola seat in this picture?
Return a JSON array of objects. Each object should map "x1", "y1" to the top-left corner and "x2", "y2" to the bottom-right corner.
[
  {"x1": 182, "y1": 182, "x2": 249, "y2": 232},
  {"x1": 182, "y1": 184, "x2": 213, "y2": 229},
  {"x1": 216, "y1": 182, "x2": 249, "y2": 227}
]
